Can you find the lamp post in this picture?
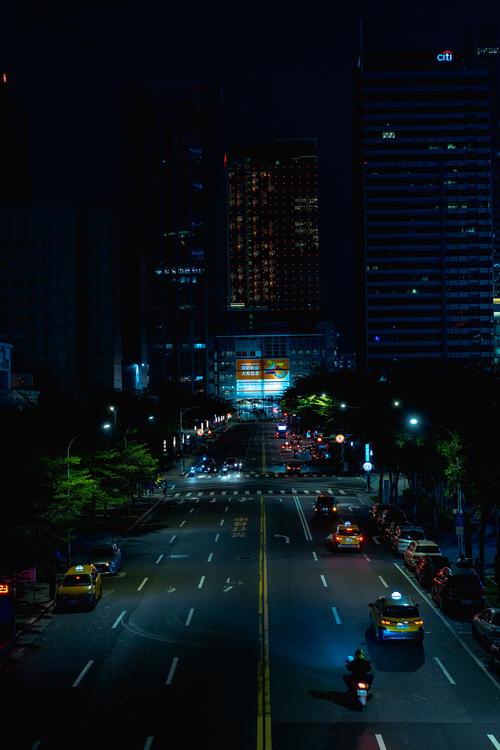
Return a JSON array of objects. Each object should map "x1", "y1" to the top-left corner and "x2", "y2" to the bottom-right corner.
[
  {"x1": 408, "y1": 417, "x2": 463, "y2": 555},
  {"x1": 179, "y1": 407, "x2": 199, "y2": 475},
  {"x1": 65, "y1": 433, "x2": 81, "y2": 568}
]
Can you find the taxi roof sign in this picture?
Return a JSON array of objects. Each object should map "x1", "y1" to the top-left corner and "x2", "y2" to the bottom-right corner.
[
  {"x1": 391, "y1": 591, "x2": 402, "y2": 600},
  {"x1": 75, "y1": 565, "x2": 84, "y2": 572}
]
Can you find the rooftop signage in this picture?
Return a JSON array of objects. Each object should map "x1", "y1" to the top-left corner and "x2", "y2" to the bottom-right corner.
[{"x1": 436, "y1": 50, "x2": 453, "y2": 62}]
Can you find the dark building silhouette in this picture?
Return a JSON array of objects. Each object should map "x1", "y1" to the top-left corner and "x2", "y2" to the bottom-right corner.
[
  {"x1": 0, "y1": 206, "x2": 122, "y2": 396},
  {"x1": 0, "y1": 73, "x2": 32, "y2": 205},
  {"x1": 118, "y1": 84, "x2": 226, "y2": 395},
  {"x1": 354, "y1": 44, "x2": 497, "y2": 372}
]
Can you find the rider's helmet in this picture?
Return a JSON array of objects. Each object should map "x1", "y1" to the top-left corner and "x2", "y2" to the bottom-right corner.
[{"x1": 355, "y1": 648, "x2": 366, "y2": 659}]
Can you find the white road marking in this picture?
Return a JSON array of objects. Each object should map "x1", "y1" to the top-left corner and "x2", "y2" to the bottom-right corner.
[
  {"x1": 312, "y1": 551, "x2": 318, "y2": 562},
  {"x1": 219, "y1": 519, "x2": 224, "y2": 526},
  {"x1": 143, "y1": 738, "x2": 154, "y2": 750},
  {"x1": 487, "y1": 735, "x2": 500, "y2": 750},
  {"x1": 221, "y1": 490, "x2": 226, "y2": 495},
  {"x1": 280, "y1": 490, "x2": 285, "y2": 494},
  {"x1": 185, "y1": 608, "x2": 194, "y2": 626},
  {"x1": 165, "y1": 656, "x2": 179, "y2": 685},
  {"x1": 155, "y1": 554, "x2": 164, "y2": 564},
  {"x1": 197, "y1": 492, "x2": 203, "y2": 497},
  {"x1": 292, "y1": 488, "x2": 297, "y2": 493},
  {"x1": 268, "y1": 489, "x2": 273, "y2": 494},
  {"x1": 233, "y1": 490, "x2": 238, "y2": 495},
  {"x1": 174, "y1": 492, "x2": 180, "y2": 497},
  {"x1": 189, "y1": 507, "x2": 195, "y2": 514},
  {"x1": 375, "y1": 736, "x2": 388, "y2": 750},
  {"x1": 112, "y1": 610, "x2": 126, "y2": 629},
  {"x1": 179, "y1": 520, "x2": 186, "y2": 527},
  {"x1": 274, "y1": 534, "x2": 290, "y2": 543},
  {"x1": 331, "y1": 606, "x2": 341, "y2": 624},
  {"x1": 378, "y1": 575, "x2": 388, "y2": 588},
  {"x1": 137, "y1": 577, "x2": 148, "y2": 591},
  {"x1": 197, "y1": 575, "x2": 205, "y2": 589},
  {"x1": 224, "y1": 505, "x2": 229, "y2": 512},
  {"x1": 304, "y1": 490, "x2": 310, "y2": 494},
  {"x1": 372, "y1": 536, "x2": 381, "y2": 545},
  {"x1": 186, "y1": 492, "x2": 192, "y2": 497},
  {"x1": 214, "y1": 533, "x2": 220, "y2": 542},
  {"x1": 245, "y1": 490, "x2": 250, "y2": 495},
  {"x1": 320, "y1": 574, "x2": 328, "y2": 587},
  {"x1": 257, "y1": 490, "x2": 262, "y2": 495},
  {"x1": 293, "y1": 495, "x2": 313, "y2": 541},
  {"x1": 210, "y1": 491, "x2": 215, "y2": 496},
  {"x1": 207, "y1": 552, "x2": 214, "y2": 562},
  {"x1": 169, "y1": 535, "x2": 176, "y2": 544},
  {"x1": 394, "y1": 562, "x2": 500, "y2": 691},
  {"x1": 363, "y1": 553, "x2": 371, "y2": 562},
  {"x1": 338, "y1": 489, "x2": 345, "y2": 494},
  {"x1": 434, "y1": 656, "x2": 456, "y2": 685},
  {"x1": 72, "y1": 660, "x2": 94, "y2": 688}
]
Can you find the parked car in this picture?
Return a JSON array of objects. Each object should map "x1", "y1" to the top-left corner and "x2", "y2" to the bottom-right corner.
[
  {"x1": 390, "y1": 525, "x2": 426, "y2": 556},
  {"x1": 491, "y1": 641, "x2": 500, "y2": 673},
  {"x1": 431, "y1": 566, "x2": 485, "y2": 613},
  {"x1": 414, "y1": 554, "x2": 450, "y2": 589},
  {"x1": 404, "y1": 540, "x2": 442, "y2": 572},
  {"x1": 377, "y1": 507, "x2": 407, "y2": 534},
  {"x1": 369, "y1": 503, "x2": 391, "y2": 522},
  {"x1": 472, "y1": 607, "x2": 500, "y2": 649},
  {"x1": 88, "y1": 543, "x2": 122, "y2": 575}
]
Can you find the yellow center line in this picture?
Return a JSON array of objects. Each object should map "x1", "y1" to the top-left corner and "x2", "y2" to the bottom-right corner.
[
  {"x1": 261, "y1": 436, "x2": 267, "y2": 474},
  {"x1": 257, "y1": 497, "x2": 272, "y2": 750}
]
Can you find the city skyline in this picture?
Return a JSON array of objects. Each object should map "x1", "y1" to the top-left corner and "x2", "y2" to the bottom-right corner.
[{"x1": 5, "y1": 4, "x2": 500, "y2": 348}]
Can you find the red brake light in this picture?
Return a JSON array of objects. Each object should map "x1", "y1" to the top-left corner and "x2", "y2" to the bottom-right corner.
[
  {"x1": 335, "y1": 535, "x2": 342, "y2": 541},
  {"x1": 357, "y1": 682, "x2": 367, "y2": 689},
  {"x1": 358, "y1": 535, "x2": 363, "y2": 541}
]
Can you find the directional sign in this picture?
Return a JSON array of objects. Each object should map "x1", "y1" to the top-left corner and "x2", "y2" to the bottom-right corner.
[{"x1": 363, "y1": 461, "x2": 373, "y2": 472}]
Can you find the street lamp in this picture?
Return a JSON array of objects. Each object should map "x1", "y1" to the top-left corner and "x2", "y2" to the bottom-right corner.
[
  {"x1": 408, "y1": 416, "x2": 463, "y2": 554},
  {"x1": 179, "y1": 407, "x2": 199, "y2": 475},
  {"x1": 66, "y1": 432, "x2": 82, "y2": 568},
  {"x1": 108, "y1": 405, "x2": 117, "y2": 433}
]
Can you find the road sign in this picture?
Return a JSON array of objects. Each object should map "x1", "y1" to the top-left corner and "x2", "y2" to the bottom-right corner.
[
  {"x1": 335, "y1": 434, "x2": 345, "y2": 443},
  {"x1": 363, "y1": 461, "x2": 373, "y2": 472}
]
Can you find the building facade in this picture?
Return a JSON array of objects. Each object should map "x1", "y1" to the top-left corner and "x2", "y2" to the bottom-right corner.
[
  {"x1": 208, "y1": 325, "x2": 337, "y2": 416},
  {"x1": 227, "y1": 140, "x2": 320, "y2": 324},
  {"x1": 119, "y1": 84, "x2": 225, "y2": 395},
  {"x1": 355, "y1": 48, "x2": 497, "y2": 372}
]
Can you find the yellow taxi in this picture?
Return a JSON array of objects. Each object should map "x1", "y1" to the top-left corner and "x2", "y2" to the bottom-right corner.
[
  {"x1": 369, "y1": 591, "x2": 424, "y2": 641},
  {"x1": 329, "y1": 521, "x2": 364, "y2": 552},
  {"x1": 56, "y1": 564, "x2": 102, "y2": 611}
]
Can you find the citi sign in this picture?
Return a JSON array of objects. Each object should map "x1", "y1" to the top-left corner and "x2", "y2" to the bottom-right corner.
[{"x1": 436, "y1": 50, "x2": 453, "y2": 62}]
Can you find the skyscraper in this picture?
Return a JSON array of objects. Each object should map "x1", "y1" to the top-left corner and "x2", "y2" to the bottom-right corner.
[
  {"x1": 355, "y1": 46, "x2": 497, "y2": 372},
  {"x1": 119, "y1": 84, "x2": 225, "y2": 394},
  {"x1": 227, "y1": 139, "x2": 320, "y2": 327}
]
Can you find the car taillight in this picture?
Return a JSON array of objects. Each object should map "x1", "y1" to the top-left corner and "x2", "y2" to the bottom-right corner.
[
  {"x1": 331, "y1": 506, "x2": 337, "y2": 512},
  {"x1": 358, "y1": 536, "x2": 363, "y2": 542},
  {"x1": 335, "y1": 535, "x2": 342, "y2": 541},
  {"x1": 414, "y1": 620, "x2": 424, "y2": 626}
]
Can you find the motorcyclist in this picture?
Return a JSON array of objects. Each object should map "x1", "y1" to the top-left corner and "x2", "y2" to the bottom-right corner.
[{"x1": 344, "y1": 649, "x2": 374, "y2": 692}]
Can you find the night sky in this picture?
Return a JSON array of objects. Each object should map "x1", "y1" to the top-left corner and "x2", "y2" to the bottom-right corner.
[{"x1": 3, "y1": 0, "x2": 500, "y2": 348}]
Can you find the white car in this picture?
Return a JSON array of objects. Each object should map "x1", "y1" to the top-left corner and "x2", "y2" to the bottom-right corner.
[
  {"x1": 390, "y1": 525, "x2": 426, "y2": 556},
  {"x1": 404, "y1": 540, "x2": 442, "y2": 572}
]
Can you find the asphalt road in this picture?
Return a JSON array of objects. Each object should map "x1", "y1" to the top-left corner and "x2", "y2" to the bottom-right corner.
[{"x1": 2, "y1": 422, "x2": 500, "y2": 750}]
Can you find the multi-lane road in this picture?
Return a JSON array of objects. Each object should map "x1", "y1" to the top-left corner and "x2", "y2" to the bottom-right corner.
[{"x1": 3, "y1": 422, "x2": 500, "y2": 750}]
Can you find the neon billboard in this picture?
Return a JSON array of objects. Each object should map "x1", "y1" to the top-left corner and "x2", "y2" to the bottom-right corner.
[{"x1": 236, "y1": 358, "x2": 290, "y2": 398}]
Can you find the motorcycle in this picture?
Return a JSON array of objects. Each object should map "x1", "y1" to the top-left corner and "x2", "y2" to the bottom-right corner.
[{"x1": 345, "y1": 656, "x2": 372, "y2": 709}]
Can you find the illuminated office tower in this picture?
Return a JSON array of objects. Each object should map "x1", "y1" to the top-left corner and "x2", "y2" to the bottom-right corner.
[
  {"x1": 227, "y1": 140, "x2": 320, "y2": 325},
  {"x1": 355, "y1": 46, "x2": 497, "y2": 371}
]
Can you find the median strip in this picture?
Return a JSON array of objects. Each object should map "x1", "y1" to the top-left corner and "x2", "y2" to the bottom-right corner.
[{"x1": 111, "y1": 610, "x2": 126, "y2": 629}]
